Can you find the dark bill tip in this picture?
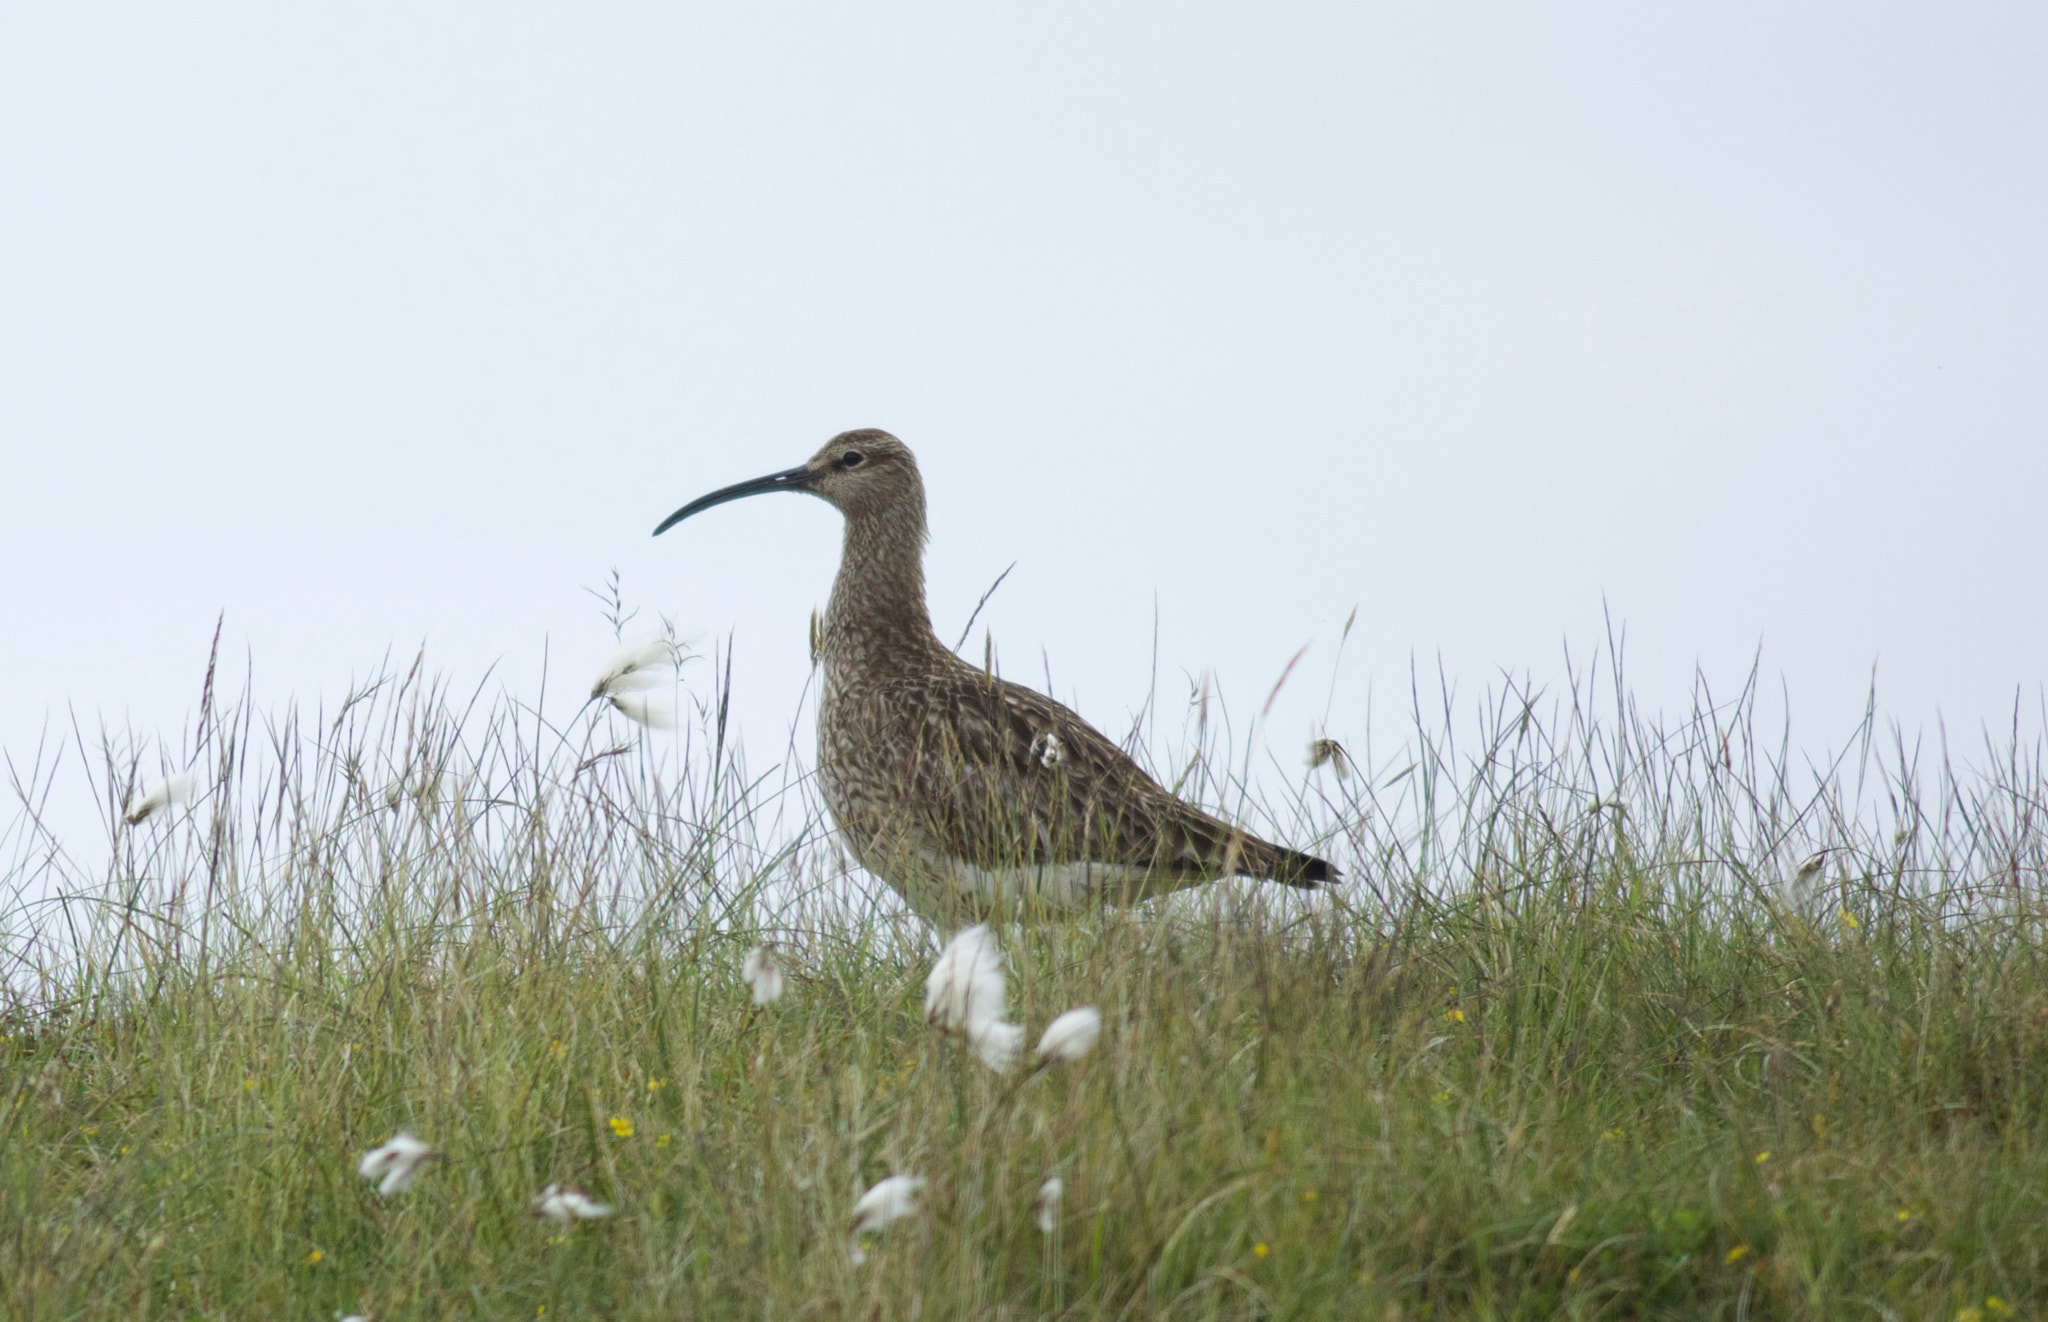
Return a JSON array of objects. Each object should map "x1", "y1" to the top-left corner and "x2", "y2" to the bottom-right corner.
[{"x1": 653, "y1": 465, "x2": 815, "y2": 536}]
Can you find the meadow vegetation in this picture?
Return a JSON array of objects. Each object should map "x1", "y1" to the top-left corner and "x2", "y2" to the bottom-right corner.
[{"x1": 3, "y1": 635, "x2": 2046, "y2": 1319}]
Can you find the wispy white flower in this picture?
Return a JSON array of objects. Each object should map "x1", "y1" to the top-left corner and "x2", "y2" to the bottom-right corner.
[
  {"x1": 1785, "y1": 849, "x2": 1829, "y2": 911},
  {"x1": 357, "y1": 1132, "x2": 439, "y2": 1196},
  {"x1": 591, "y1": 635, "x2": 684, "y2": 729},
  {"x1": 530, "y1": 1183, "x2": 613, "y2": 1224},
  {"x1": 1033, "y1": 1176, "x2": 1063, "y2": 1234},
  {"x1": 590, "y1": 635, "x2": 680, "y2": 699},
  {"x1": 1307, "y1": 738, "x2": 1350, "y2": 780},
  {"x1": 602, "y1": 691, "x2": 677, "y2": 730},
  {"x1": 850, "y1": 1174, "x2": 924, "y2": 1236},
  {"x1": 969, "y1": 1019, "x2": 1024, "y2": 1072},
  {"x1": 123, "y1": 773, "x2": 195, "y2": 825},
  {"x1": 925, "y1": 925, "x2": 1007, "y2": 1036},
  {"x1": 925, "y1": 925, "x2": 1021, "y2": 1071},
  {"x1": 742, "y1": 944, "x2": 785, "y2": 1006},
  {"x1": 338, "y1": 1314, "x2": 371, "y2": 1322},
  {"x1": 1035, "y1": 1007, "x2": 1102, "y2": 1067}
]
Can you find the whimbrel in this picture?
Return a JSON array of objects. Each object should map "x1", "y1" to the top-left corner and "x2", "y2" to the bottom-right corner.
[{"x1": 654, "y1": 430, "x2": 1334, "y2": 924}]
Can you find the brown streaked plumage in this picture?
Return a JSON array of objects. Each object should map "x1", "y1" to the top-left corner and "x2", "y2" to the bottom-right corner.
[{"x1": 654, "y1": 429, "x2": 1335, "y2": 924}]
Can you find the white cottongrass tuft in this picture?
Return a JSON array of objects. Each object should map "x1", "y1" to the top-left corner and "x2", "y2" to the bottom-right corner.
[
  {"x1": 1033, "y1": 1176, "x2": 1064, "y2": 1234},
  {"x1": 356, "y1": 1132, "x2": 439, "y2": 1196},
  {"x1": 591, "y1": 635, "x2": 682, "y2": 729},
  {"x1": 925, "y1": 925, "x2": 1022, "y2": 1071},
  {"x1": 123, "y1": 773, "x2": 195, "y2": 825},
  {"x1": 851, "y1": 1174, "x2": 924, "y2": 1236},
  {"x1": 601, "y1": 691, "x2": 677, "y2": 730},
  {"x1": 741, "y1": 944, "x2": 785, "y2": 1006},
  {"x1": 1307, "y1": 737, "x2": 1351, "y2": 780},
  {"x1": 590, "y1": 634, "x2": 680, "y2": 698},
  {"x1": 530, "y1": 1184, "x2": 613, "y2": 1224},
  {"x1": 968, "y1": 1019, "x2": 1025, "y2": 1072},
  {"x1": 924, "y1": 925, "x2": 1007, "y2": 1034},
  {"x1": 1034, "y1": 1006, "x2": 1102, "y2": 1067},
  {"x1": 1784, "y1": 849, "x2": 1829, "y2": 911}
]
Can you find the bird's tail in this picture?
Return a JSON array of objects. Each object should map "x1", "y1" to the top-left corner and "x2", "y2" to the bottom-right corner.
[
  {"x1": 1262, "y1": 845, "x2": 1336, "y2": 889},
  {"x1": 1178, "y1": 814, "x2": 1336, "y2": 889},
  {"x1": 1138, "y1": 801, "x2": 1339, "y2": 890}
]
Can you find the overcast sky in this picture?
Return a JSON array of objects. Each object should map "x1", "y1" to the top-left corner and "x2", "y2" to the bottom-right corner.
[{"x1": 2, "y1": 5, "x2": 2043, "y2": 861}]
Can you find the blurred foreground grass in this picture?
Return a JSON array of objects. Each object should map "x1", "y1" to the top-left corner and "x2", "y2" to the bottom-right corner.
[{"x1": 3, "y1": 646, "x2": 2045, "y2": 1319}]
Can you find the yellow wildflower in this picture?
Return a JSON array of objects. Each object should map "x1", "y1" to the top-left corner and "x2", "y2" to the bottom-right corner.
[{"x1": 609, "y1": 1116, "x2": 634, "y2": 1138}]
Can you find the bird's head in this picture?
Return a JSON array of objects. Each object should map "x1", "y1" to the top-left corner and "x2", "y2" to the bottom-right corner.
[{"x1": 654, "y1": 428, "x2": 923, "y2": 535}]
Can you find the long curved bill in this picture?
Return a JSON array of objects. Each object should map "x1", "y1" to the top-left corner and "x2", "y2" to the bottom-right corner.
[{"x1": 653, "y1": 465, "x2": 815, "y2": 536}]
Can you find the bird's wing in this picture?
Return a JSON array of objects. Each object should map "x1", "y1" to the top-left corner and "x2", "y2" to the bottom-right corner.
[{"x1": 893, "y1": 660, "x2": 1326, "y2": 885}]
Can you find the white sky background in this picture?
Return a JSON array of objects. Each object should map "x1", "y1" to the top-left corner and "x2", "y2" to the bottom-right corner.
[{"x1": 1, "y1": 5, "x2": 2043, "y2": 868}]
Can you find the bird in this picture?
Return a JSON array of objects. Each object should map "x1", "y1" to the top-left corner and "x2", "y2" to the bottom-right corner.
[{"x1": 654, "y1": 429, "x2": 1335, "y2": 925}]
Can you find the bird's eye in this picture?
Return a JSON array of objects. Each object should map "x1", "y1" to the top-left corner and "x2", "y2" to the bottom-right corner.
[{"x1": 840, "y1": 450, "x2": 865, "y2": 469}]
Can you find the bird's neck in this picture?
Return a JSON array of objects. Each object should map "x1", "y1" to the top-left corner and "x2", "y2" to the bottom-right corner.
[{"x1": 824, "y1": 503, "x2": 939, "y2": 671}]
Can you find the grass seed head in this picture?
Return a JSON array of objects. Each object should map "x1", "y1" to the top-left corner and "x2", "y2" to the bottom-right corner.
[
  {"x1": 530, "y1": 1183, "x2": 613, "y2": 1224},
  {"x1": 741, "y1": 944, "x2": 785, "y2": 1006},
  {"x1": 1033, "y1": 1176, "x2": 1064, "y2": 1233},
  {"x1": 1035, "y1": 1006, "x2": 1102, "y2": 1066},
  {"x1": 356, "y1": 1132, "x2": 439, "y2": 1197},
  {"x1": 603, "y1": 692, "x2": 677, "y2": 730},
  {"x1": 924, "y1": 924, "x2": 1007, "y2": 1037},
  {"x1": 850, "y1": 1174, "x2": 923, "y2": 1236},
  {"x1": 590, "y1": 635, "x2": 680, "y2": 700},
  {"x1": 1780, "y1": 848, "x2": 1832, "y2": 912},
  {"x1": 124, "y1": 773, "x2": 195, "y2": 825},
  {"x1": 968, "y1": 1018, "x2": 1024, "y2": 1072},
  {"x1": 1306, "y1": 737, "x2": 1351, "y2": 780}
]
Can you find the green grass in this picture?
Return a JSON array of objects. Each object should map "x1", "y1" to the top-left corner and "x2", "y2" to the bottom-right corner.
[{"x1": 3, "y1": 645, "x2": 2046, "y2": 1319}]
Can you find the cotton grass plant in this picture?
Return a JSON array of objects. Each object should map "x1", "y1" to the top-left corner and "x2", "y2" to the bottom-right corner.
[
  {"x1": 119, "y1": 770, "x2": 194, "y2": 825},
  {"x1": 2, "y1": 621, "x2": 2047, "y2": 1319},
  {"x1": 357, "y1": 1133, "x2": 440, "y2": 1197}
]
